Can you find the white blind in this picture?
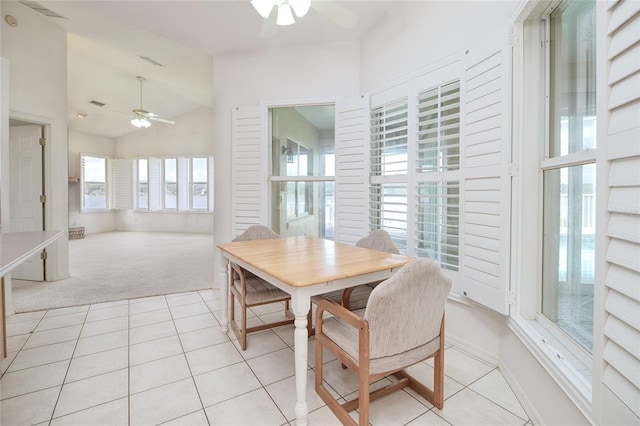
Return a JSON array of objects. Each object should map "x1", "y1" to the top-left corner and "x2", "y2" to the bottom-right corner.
[
  {"x1": 459, "y1": 33, "x2": 511, "y2": 315},
  {"x1": 415, "y1": 79, "x2": 461, "y2": 271},
  {"x1": 602, "y1": 1, "x2": 640, "y2": 420},
  {"x1": 334, "y1": 97, "x2": 369, "y2": 245},
  {"x1": 178, "y1": 157, "x2": 189, "y2": 211},
  {"x1": 148, "y1": 158, "x2": 162, "y2": 211},
  {"x1": 110, "y1": 159, "x2": 133, "y2": 210},
  {"x1": 232, "y1": 106, "x2": 264, "y2": 235},
  {"x1": 370, "y1": 98, "x2": 409, "y2": 176}
]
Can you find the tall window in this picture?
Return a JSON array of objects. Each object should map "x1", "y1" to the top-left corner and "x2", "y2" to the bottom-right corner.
[
  {"x1": 369, "y1": 98, "x2": 409, "y2": 252},
  {"x1": 541, "y1": 0, "x2": 596, "y2": 353},
  {"x1": 81, "y1": 155, "x2": 108, "y2": 210},
  {"x1": 191, "y1": 157, "x2": 208, "y2": 210},
  {"x1": 137, "y1": 158, "x2": 148, "y2": 209},
  {"x1": 269, "y1": 105, "x2": 335, "y2": 239},
  {"x1": 415, "y1": 81, "x2": 460, "y2": 270},
  {"x1": 163, "y1": 158, "x2": 177, "y2": 209}
]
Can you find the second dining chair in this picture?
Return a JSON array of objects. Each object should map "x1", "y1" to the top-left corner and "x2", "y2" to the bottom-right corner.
[
  {"x1": 314, "y1": 258, "x2": 452, "y2": 425},
  {"x1": 228, "y1": 225, "x2": 294, "y2": 350}
]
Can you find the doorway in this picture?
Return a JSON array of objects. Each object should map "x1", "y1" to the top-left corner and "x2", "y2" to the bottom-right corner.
[{"x1": 9, "y1": 120, "x2": 46, "y2": 280}]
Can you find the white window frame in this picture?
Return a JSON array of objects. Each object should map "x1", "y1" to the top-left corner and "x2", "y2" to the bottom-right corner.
[
  {"x1": 80, "y1": 154, "x2": 109, "y2": 212},
  {"x1": 190, "y1": 156, "x2": 209, "y2": 211},
  {"x1": 136, "y1": 157, "x2": 149, "y2": 211},
  {"x1": 162, "y1": 157, "x2": 178, "y2": 210}
]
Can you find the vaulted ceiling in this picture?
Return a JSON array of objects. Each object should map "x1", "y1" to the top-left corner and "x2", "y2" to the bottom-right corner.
[{"x1": 22, "y1": 1, "x2": 399, "y2": 138}]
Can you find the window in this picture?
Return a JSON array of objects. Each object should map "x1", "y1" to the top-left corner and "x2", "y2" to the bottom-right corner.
[
  {"x1": 163, "y1": 158, "x2": 177, "y2": 209},
  {"x1": 137, "y1": 158, "x2": 148, "y2": 209},
  {"x1": 269, "y1": 105, "x2": 335, "y2": 239},
  {"x1": 369, "y1": 98, "x2": 409, "y2": 252},
  {"x1": 541, "y1": 0, "x2": 596, "y2": 354},
  {"x1": 81, "y1": 155, "x2": 108, "y2": 210},
  {"x1": 191, "y1": 157, "x2": 208, "y2": 210},
  {"x1": 415, "y1": 81, "x2": 460, "y2": 270}
]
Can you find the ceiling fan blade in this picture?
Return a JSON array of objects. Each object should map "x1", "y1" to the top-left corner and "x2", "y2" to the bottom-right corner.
[
  {"x1": 148, "y1": 116, "x2": 175, "y2": 125},
  {"x1": 311, "y1": 0, "x2": 358, "y2": 29}
]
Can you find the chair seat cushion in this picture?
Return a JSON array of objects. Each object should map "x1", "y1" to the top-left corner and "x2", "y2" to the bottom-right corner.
[
  {"x1": 322, "y1": 309, "x2": 441, "y2": 375},
  {"x1": 233, "y1": 276, "x2": 290, "y2": 305}
]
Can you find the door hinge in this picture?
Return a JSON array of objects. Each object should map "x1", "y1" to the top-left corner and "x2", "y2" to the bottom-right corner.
[
  {"x1": 508, "y1": 163, "x2": 519, "y2": 177},
  {"x1": 40, "y1": 194, "x2": 47, "y2": 203},
  {"x1": 39, "y1": 137, "x2": 46, "y2": 146},
  {"x1": 506, "y1": 291, "x2": 516, "y2": 305},
  {"x1": 40, "y1": 249, "x2": 48, "y2": 260}
]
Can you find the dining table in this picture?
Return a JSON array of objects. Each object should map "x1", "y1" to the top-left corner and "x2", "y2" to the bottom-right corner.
[{"x1": 217, "y1": 235, "x2": 410, "y2": 426}]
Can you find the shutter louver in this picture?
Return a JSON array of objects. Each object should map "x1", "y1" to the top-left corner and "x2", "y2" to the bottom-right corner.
[
  {"x1": 110, "y1": 159, "x2": 133, "y2": 210},
  {"x1": 178, "y1": 157, "x2": 189, "y2": 211},
  {"x1": 232, "y1": 106, "x2": 264, "y2": 236},
  {"x1": 460, "y1": 33, "x2": 511, "y2": 315},
  {"x1": 208, "y1": 157, "x2": 215, "y2": 212},
  {"x1": 334, "y1": 97, "x2": 369, "y2": 244},
  {"x1": 148, "y1": 158, "x2": 162, "y2": 211},
  {"x1": 602, "y1": 1, "x2": 640, "y2": 420}
]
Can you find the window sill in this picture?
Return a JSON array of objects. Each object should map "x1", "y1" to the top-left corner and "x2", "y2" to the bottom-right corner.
[{"x1": 507, "y1": 316, "x2": 593, "y2": 423}]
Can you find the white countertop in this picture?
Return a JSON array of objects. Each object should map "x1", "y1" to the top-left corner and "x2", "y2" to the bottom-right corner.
[{"x1": 0, "y1": 231, "x2": 64, "y2": 277}]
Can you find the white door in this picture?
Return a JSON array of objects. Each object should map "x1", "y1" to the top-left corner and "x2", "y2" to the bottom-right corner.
[{"x1": 9, "y1": 124, "x2": 44, "y2": 280}]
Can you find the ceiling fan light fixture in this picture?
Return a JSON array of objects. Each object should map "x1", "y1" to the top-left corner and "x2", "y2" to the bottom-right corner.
[
  {"x1": 251, "y1": 0, "x2": 276, "y2": 19},
  {"x1": 288, "y1": 0, "x2": 310, "y2": 18},
  {"x1": 131, "y1": 117, "x2": 151, "y2": 128},
  {"x1": 276, "y1": 2, "x2": 295, "y2": 26}
]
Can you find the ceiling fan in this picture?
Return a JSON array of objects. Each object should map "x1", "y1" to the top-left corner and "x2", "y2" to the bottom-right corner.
[
  {"x1": 253, "y1": 0, "x2": 358, "y2": 38},
  {"x1": 129, "y1": 76, "x2": 175, "y2": 128}
]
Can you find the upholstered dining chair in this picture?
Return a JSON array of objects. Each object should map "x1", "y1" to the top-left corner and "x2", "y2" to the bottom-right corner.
[
  {"x1": 314, "y1": 259, "x2": 452, "y2": 426},
  {"x1": 228, "y1": 225, "x2": 294, "y2": 350},
  {"x1": 307, "y1": 229, "x2": 399, "y2": 334}
]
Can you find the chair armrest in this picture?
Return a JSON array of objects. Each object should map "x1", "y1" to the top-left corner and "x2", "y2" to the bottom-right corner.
[{"x1": 315, "y1": 298, "x2": 365, "y2": 333}]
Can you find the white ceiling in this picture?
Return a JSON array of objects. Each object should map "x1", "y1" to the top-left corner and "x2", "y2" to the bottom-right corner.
[{"x1": 22, "y1": 0, "x2": 400, "y2": 138}]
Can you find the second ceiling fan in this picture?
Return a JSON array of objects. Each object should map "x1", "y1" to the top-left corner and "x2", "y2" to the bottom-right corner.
[{"x1": 130, "y1": 76, "x2": 175, "y2": 128}]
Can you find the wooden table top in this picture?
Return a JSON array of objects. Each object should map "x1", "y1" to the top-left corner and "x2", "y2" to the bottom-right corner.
[{"x1": 218, "y1": 236, "x2": 410, "y2": 287}]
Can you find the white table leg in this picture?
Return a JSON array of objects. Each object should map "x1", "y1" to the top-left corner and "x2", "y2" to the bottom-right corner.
[
  {"x1": 219, "y1": 254, "x2": 230, "y2": 334},
  {"x1": 291, "y1": 291, "x2": 310, "y2": 426}
]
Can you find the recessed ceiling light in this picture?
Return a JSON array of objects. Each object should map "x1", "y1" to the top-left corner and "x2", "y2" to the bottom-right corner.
[{"x1": 76, "y1": 113, "x2": 87, "y2": 119}]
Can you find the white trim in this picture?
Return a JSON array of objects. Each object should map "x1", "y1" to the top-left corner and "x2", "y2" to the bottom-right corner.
[{"x1": 540, "y1": 150, "x2": 597, "y2": 170}]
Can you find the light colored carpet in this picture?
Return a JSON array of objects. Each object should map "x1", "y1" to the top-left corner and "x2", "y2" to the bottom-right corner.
[{"x1": 12, "y1": 231, "x2": 215, "y2": 313}]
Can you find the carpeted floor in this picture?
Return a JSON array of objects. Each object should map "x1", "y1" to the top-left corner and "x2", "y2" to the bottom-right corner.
[{"x1": 11, "y1": 231, "x2": 215, "y2": 313}]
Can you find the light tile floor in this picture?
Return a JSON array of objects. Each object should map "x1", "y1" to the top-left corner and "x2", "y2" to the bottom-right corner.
[{"x1": 1, "y1": 289, "x2": 532, "y2": 425}]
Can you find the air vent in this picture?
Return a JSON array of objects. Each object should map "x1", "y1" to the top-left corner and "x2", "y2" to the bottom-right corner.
[
  {"x1": 89, "y1": 100, "x2": 106, "y2": 107},
  {"x1": 138, "y1": 56, "x2": 164, "y2": 67},
  {"x1": 18, "y1": 1, "x2": 67, "y2": 19}
]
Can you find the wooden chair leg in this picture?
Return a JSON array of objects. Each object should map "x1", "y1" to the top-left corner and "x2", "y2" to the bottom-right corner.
[{"x1": 240, "y1": 301, "x2": 247, "y2": 350}]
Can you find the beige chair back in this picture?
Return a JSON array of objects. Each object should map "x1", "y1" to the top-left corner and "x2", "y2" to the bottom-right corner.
[
  {"x1": 364, "y1": 259, "x2": 451, "y2": 359},
  {"x1": 233, "y1": 225, "x2": 281, "y2": 242},
  {"x1": 356, "y1": 229, "x2": 399, "y2": 254}
]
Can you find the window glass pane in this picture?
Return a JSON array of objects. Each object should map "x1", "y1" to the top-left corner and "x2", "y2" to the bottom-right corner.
[
  {"x1": 271, "y1": 181, "x2": 334, "y2": 238},
  {"x1": 164, "y1": 158, "x2": 177, "y2": 209},
  {"x1": 549, "y1": 0, "x2": 597, "y2": 157},
  {"x1": 138, "y1": 158, "x2": 148, "y2": 209},
  {"x1": 271, "y1": 105, "x2": 335, "y2": 177},
  {"x1": 192, "y1": 157, "x2": 208, "y2": 210},
  {"x1": 416, "y1": 181, "x2": 459, "y2": 271},
  {"x1": 82, "y1": 156, "x2": 107, "y2": 209},
  {"x1": 370, "y1": 99, "x2": 408, "y2": 176},
  {"x1": 542, "y1": 164, "x2": 595, "y2": 352},
  {"x1": 417, "y1": 81, "x2": 460, "y2": 172},
  {"x1": 370, "y1": 183, "x2": 407, "y2": 253},
  {"x1": 270, "y1": 105, "x2": 335, "y2": 238}
]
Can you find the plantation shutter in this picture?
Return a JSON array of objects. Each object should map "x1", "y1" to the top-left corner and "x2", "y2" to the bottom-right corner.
[
  {"x1": 601, "y1": 1, "x2": 640, "y2": 421},
  {"x1": 232, "y1": 105, "x2": 265, "y2": 236},
  {"x1": 334, "y1": 96, "x2": 369, "y2": 244},
  {"x1": 110, "y1": 159, "x2": 133, "y2": 210},
  {"x1": 177, "y1": 157, "x2": 190, "y2": 211},
  {"x1": 459, "y1": 32, "x2": 512, "y2": 315},
  {"x1": 148, "y1": 158, "x2": 162, "y2": 211}
]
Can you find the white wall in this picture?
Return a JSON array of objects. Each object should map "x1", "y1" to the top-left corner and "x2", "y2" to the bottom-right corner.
[
  {"x1": 67, "y1": 107, "x2": 214, "y2": 235},
  {"x1": 212, "y1": 40, "x2": 360, "y2": 270},
  {"x1": 1, "y1": 1, "x2": 69, "y2": 280}
]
